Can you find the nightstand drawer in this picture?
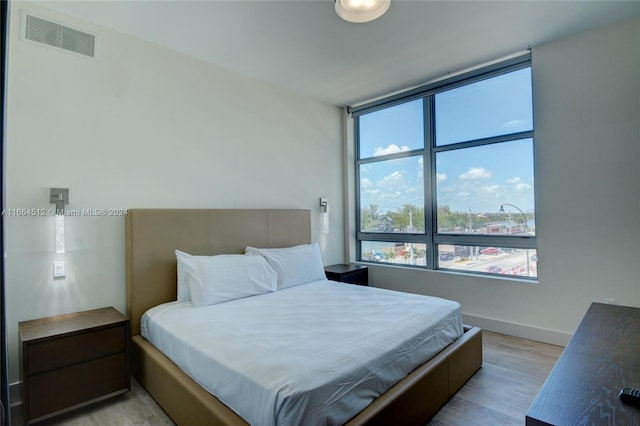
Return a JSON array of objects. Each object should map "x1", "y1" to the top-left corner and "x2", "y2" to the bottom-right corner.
[
  {"x1": 27, "y1": 352, "x2": 128, "y2": 420},
  {"x1": 20, "y1": 307, "x2": 130, "y2": 424},
  {"x1": 27, "y1": 325, "x2": 126, "y2": 374}
]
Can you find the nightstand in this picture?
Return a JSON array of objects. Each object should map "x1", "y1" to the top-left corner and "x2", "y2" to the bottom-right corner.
[
  {"x1": 325, "y1": 264, "x2": 369, "y2": 286},
  {"x1": 19, "y1": 307, "x2": 130, "y2": 424}
]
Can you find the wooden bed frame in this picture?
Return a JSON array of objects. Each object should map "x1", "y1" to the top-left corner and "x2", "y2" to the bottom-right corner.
[{"x1": 125, "y1": 209, "x2": 482, "y2": 425}]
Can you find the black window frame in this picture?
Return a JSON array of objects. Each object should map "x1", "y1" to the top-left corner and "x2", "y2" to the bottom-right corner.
[{"x1": 351, "y1": 53, "x2": 537, "y2": 279}]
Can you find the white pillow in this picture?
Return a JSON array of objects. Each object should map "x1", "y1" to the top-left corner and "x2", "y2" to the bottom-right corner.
[
  {"x1": 245, "y1": 243, "x2": 325, "y2": 289},
  {"x1": 176, "y1": 250, "x2": 195, "y2": 301},
  {"x1": 175, "y1": 251, "x2": 277, "y2": 307}
]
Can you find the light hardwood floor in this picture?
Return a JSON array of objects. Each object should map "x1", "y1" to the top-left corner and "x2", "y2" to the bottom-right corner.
[
  {"x1": 11, "y1": 331, "x2": 563, "y2": 425},
  {"x1": 428, "y1": 331, "x2": 564, "y2": 425}
]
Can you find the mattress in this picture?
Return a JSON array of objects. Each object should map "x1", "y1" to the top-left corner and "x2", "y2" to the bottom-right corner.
[{"x1": 141, "y1": 280, "x2": 464, "y2": 426}]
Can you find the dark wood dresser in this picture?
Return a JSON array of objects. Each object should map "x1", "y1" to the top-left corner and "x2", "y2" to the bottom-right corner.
[
  {"x1": 526, "y1": 302, "x2": 640, "y2": 425},
  {"x1": 325, "y1": 264, "x2": 369, "y2": 286},
  {"x1": 19, "y1": 307, "x2": 130, "y2": 424}
]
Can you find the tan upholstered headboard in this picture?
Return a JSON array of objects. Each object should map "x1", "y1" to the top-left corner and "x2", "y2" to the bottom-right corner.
[{"x1": 125, "y1": 209, "x2": 311, "y2": 335}]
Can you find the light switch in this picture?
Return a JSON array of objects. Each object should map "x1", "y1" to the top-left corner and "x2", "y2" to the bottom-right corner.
[{"x1": 53, "y1": 261, "x2": 66, "y2": 279}]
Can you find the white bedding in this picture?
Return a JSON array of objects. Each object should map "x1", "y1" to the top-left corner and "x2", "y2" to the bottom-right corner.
[{"x1": 141, "y1": 280, "x2": 464, "y2": 426}]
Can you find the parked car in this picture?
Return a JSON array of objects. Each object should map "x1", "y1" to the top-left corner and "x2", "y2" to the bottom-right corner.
[
  {"x1": 480, "y1": 247, "x2": 499, "y2": 255},
  {"x1": 487, "y1": 266, "x2": 502, "y2": 273},
  {"x1": 439, "y1": 252, "x2": 454, "y2": 261}
]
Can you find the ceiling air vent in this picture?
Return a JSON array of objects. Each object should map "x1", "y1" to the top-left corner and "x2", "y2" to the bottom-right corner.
[{"x1": 23, "y1": 13, "x2": 96, "y2": 58}]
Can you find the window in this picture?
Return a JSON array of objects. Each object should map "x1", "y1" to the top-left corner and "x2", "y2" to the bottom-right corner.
[{"x1": 353, "y1": 55, "x2": 537, "y2": 279}]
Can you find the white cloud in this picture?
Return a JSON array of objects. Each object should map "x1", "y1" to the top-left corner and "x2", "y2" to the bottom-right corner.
[
  {"x1": 505, "y1": 176, "x2": 532, "y2": 192},
  {"x1": 360, "y1": 165, "x2": 428, "y2": 213},
  {"x1": 459, "y1": 167, "x2": 492, "y2": 180},
  {"x1": 482, "y1": 184, "x2": 499, "y2": 193},
  {"x1": 374, "y1": 144, "x2": 411, "y2": 156},
  {"x1": 502, "y1": 119, "x2": 525, "y2": 128},
  {"x1": 436, "y1": 173, "x2": 447, "y2": 183},
  {"x1": 360, "y1": 177, "x2": 374, "y2": 190},
  {"x1": 382, "y1": 170, "x2": 403, "y2": 184}
]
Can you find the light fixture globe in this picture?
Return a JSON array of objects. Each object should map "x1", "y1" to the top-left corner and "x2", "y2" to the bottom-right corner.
[{"x1": 335, "y1": 0, "x2": 391, "y2": 23}]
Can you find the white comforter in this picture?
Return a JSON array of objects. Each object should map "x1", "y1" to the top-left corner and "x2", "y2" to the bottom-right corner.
[{"x1": 141, "y1": 280, "x2": 463, "y2": 426}]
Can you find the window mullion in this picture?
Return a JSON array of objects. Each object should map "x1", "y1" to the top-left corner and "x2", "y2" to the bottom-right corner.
[
  {"x1": 434, "y1": 234, "x2": 536, "y2": 249},
  {"x1": 424, "y1": 96, "x2": 436, "y2": 269},
  {"x1": 356, "y1": 232, "x2": 426, "y2": 243},
  {"x1": 433, "y1": 130, "x2": 534, "y2": 154},
  {"x1": 354, "y1": 116, "x2": 362, "y2": 262}
]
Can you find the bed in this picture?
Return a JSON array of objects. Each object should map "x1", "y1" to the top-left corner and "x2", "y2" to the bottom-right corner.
[{"x1": 126, "y1": 209, "x2": 482, "y2": 425}]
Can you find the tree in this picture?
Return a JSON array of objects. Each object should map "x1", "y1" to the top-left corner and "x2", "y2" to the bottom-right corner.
[
  {"x1": 386, "y1": 204, "x2": 425, "y2": 232},
  {"x1": 360, "y1": 204, "x2": 394, "y2": 232},
  {"x1": 437, "y1": 205, "x2": 468, "y2": 232},
  {"x1": 360, "y1": 204, "x2": 380, "y2": 231}
]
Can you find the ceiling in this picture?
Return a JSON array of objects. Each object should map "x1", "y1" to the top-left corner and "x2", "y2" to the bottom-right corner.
[{"x1": 33, "y1": 0, "x2": 640, "y2": 107}]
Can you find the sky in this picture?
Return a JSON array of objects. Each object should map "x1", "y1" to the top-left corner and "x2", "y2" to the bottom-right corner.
[{"x1": 358, "y1": 67, "x2": 534, "y2": 215}]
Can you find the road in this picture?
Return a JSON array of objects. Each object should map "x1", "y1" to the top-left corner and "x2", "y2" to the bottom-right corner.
[{"x1": 441, "y1": 249, "x2": 536, "y2": 277}]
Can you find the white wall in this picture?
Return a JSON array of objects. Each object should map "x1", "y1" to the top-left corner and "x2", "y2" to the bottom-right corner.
[
  {"x1": 5, "y1": 3, "x2": 343, "y2": 387},
  {"x1": 367, "y1": 16, "x2": 640, "y2": 345},
  {"x1": 5, "y1": 0, "x2": 638, "y2": 396}
]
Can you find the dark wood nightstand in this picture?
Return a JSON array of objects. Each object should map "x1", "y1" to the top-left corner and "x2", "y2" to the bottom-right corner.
[
  {"x1": 19, "y1": 307, "x2": 130, "y2": 424},
  {"x1": 325, "y1": 264, "x2": 369, "y2": 286}
]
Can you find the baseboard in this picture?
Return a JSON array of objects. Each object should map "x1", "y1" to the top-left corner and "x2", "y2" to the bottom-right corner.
[{"x1": 462, "y1": 313, "x2": 572, "y2": 347}]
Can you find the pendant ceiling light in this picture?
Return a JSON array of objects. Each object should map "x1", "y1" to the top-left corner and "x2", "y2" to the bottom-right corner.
[{"x1": 335, "y1": 0, "x2": 391, "y2": 23}]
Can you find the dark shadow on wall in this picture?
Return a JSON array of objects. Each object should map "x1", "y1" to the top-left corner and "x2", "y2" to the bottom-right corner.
[{"x1": 1, "y1": 0, "x2": 10, "y2": 424}]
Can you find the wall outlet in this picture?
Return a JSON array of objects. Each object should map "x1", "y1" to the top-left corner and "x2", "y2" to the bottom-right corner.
[
  {"x1": 53, "y1": 261, "x2": 66, "y2": 279},
  {"x1": 604, "y1": 298, "x2": 616, "y2": 305}
]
